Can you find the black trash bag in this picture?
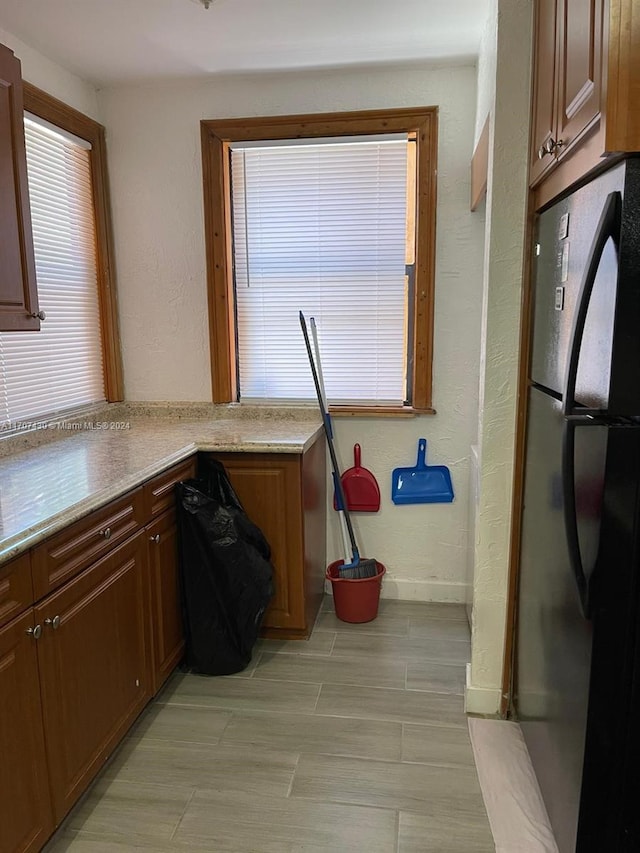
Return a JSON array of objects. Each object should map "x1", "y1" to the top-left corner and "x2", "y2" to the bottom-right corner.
[{"x1": 177, "y1": 459, "x2": 275, "y2": 676}]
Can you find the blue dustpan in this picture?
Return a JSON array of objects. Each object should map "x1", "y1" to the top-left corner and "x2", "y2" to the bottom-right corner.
[{"x1": 392, "y1": 438, "x2": 454, "y2": 505}]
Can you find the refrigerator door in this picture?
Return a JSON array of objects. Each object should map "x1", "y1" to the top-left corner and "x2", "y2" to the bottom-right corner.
[
  {"x1": 517, "y1": 386, "x2": 608, "y2": 853},
  {"x1": 530, "y1": 163, "x2": 625, "y2": 402},
  {"x1": 577, "y1": 424, "x2": 640, "y2": 850},
  {"x1": 567, "y1": 193, "x2": 620, "y2": 414}
]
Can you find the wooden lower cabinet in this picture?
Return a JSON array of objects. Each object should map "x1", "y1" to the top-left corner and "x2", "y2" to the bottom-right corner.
[
  {"x1": 0, "y1": 447, "x2": 322, "y2": 851},
  {"x1": 210, "y1": 436, "x2": 326, "y2": 638},
  {"x1": 146, "y1": 508, "x2": 184, "y2": 693},
  {"x1": 34, "y1": 531, "x2": 150, "y2": 823},
  {"x1": 0, "y1": 610, "x2": 53, "y2": 853}
]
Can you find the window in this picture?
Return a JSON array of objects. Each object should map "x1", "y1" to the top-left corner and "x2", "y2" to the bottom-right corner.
[
  {"x1": 201, "y1": 108, "x2": 438, "y2": 413},
  {"x1": 231, "y1": 136, "x2": 411, "y2": 405},
  {"x1": 0, "y1": 86, "x2": 122, "y2": 430}
]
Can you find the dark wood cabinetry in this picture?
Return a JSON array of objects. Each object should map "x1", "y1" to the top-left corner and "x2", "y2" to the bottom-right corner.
[
  {"x1": 32, "y1": 489, "x2": 146, "y2": 600},
  {"x1": 144, "y1": 456, "x2": 195, "y2": 693},
  {"x1": 146, "y1": 509, "x2": 185, "y2": 693},
  {"x1": 0, "y1": 551, "x2": 33, "y2": 626},
  {"x1": 212, "y1": 437, "x2": 326, "y2": 638},
  {"x1": 0, "y1": 44, "x2": 40, "y2": 332},
  {"x1": 0, "y1": 456, "x2": 196, "y2": 853},
  {"x1": 531, "y1": 0, "x2": 640, "y2": 205},
  {"x1": 531, "y1": 0, "x2": 605, "y2": 192},
  {"x1": 35, "y1": 532, "x2": 150, "y2": 822},
  {"x1": 530, "y1": 0, "x2": 560, "y2": 186},
  {"x1": 555, "y1": 0, "x2": 604, "y2": 159},
  {"x1": 0, "y1": 444, "x2": 321, "y2": 851},
  {"x1": 0, "y1": 609, "x2": 53, "y2": 853}
]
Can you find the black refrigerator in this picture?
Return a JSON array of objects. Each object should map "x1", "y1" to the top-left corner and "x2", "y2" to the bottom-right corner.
[{"x1": 516, "y1": 157, "x2": 640, "y2": 852}]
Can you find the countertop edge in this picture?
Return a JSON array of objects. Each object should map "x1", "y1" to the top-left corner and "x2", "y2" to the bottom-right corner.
[{"x1": 0, "y1": 425, "x2": 325, "y2": 567}]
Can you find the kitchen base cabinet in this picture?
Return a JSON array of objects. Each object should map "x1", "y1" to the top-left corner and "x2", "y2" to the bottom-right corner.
[
  {"x1": 34, "y1": 532, "x2": 150, "y2": 823},
  {"x1": 0, "y1": 611, "x2": 53, "y2": 853},
  {"x1": 0, "y1": 445, "x2": 319, "y2": 851},
  {"x1": 143, "y1": 456, "x2": 196, "y2": 694},
  {"x1": 209, "y1": 436, "x2": 326, "y2": 639},
  {"x1": 146, "y1": 508, "x2": 184, "y2": 694}
]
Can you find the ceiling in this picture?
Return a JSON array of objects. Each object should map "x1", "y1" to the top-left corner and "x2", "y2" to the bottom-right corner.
[{"x1": 0, "y1": 0, "x2": 489, "y2": 87}]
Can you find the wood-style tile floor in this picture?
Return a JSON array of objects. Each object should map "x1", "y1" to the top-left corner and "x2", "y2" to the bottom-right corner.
[{"x1": 44, "y1": 597, "x2": 494, "y2": 853}]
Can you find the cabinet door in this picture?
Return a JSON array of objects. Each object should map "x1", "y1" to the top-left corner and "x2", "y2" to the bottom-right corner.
[
  {"x1": 35, "y1": 532, "x2": 150, "y2": 822},
  {"x1": 147, "y1": 509, "x2": 184, "y2": 693},
  {"x1": 214, "y1": 453, "x2": 305, "y2": 630},
  {"x1": 530, "y1": 0, "x2": 560, "y2": 185},
  {"x1": 0, "y1": 44, "x2": 40, "y2": 331},
  {"x1": 0, "y1": 610, "x2": 53, "y2": 853},
  {"x1": 555, "y1": 0, "x2": 604, "y2": 158}
]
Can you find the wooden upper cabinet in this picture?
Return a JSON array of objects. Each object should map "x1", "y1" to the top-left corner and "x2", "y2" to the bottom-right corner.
[
  {"x1": 531, "y1": 0, "x2": 640, "y2": 202},
  {"x1": 0, "y1": 44, "x2": 40, "y2": 331},
  {"x1": 530, "y1": 0, "x2": 560, "y2": 185},
  {"x1": 606, "y1": 0, "x2": 640, "y2": 152},
  {"x1": 531, "y1": 0, "x2": 604, "y2": 187},
  {"x1": 555, "y1": 0, "x2": 604, "y2": 157}
]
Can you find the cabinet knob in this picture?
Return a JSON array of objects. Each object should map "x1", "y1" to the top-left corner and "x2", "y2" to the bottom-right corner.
[
  {"x1": 29, "y1": 310, "x2": 46, "y2": 321},
  {"x1": 26, "y1": 624, "x2": 42, "y2": 639},
  {"x1": 44, "y1": 615, "x2": 61, "y2": 630},
  {"x1": 538, "y1": 137, "x2": 565, "y2": 159},
  {"x1": 99, "y1": 527, "x2": 112, "y2": 540},
  {"x1": 149, "y1": 534, "x2": 161, "y2": 544}
]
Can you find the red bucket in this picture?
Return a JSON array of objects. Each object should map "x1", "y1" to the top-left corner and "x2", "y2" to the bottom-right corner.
[{"x1": 326, "y1": 560, "x2": 386, "y2": 623}]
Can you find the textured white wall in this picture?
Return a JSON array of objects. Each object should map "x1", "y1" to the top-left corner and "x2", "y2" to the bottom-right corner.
[
  {"x1": 466, "y1": 0, "x2": 533, "y2": 714},
  {"x1": 0, "y1": 27, "x2": 100, "y2": 120},
  {"x1": 466, "y1": 2, "x2": 497, "y2": 610},
  {"x1": 99, "y1": 63, "x2": 486, "y2": 601}
]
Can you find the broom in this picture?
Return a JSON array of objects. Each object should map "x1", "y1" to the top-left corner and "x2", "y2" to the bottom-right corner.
[{"x1": 299, "y1": 311, "x2": 378, "y2": 579}]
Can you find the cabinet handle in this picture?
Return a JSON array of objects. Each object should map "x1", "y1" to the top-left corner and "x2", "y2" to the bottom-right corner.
[
  {"x1": 99, "y1": 527, "x2": 112, "y2": 540},
  {"x1": 44, "y1": 615, "x2": 61, "y2": 630},
  {"x1": 29, "y1": 310, "x2": 46, "y2": 321},
  {"x1": 538, "y1": 137, "x2": 565, "y2": 159},
  {"x1": 26, "y1": 625, "x2": 42, "y2": 639},
  {"x1": 149, "y1": 534, "x2": 161, "y2": 544}
]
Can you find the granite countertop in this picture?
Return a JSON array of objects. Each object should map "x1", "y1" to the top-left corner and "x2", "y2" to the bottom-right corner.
[{"x1": 0, "y1": 405, "x2": 323, "y2": 565}]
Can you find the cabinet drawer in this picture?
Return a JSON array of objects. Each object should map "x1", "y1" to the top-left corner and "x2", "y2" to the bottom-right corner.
[
  {"x1": 0, "y1": 552, "x2": 33, "y2": 628},
  {"x1": 32, "y1": 488, "x2": 145, "y2": 600},
  {"x1": 143, "y1": 456, "x2": 196, "y2": 520}
]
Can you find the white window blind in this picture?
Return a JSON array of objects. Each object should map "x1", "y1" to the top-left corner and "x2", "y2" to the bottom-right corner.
[
  {"x1": 230, "y1": 137, "x2": 409, "y2": 405},
  {"x1": 0, "y1": 117, "x2": 105, "y2": 427}
]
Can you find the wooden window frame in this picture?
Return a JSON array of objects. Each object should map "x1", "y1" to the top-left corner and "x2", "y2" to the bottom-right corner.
[
  {"x1": 201, "y1": 107, "x2": 438, "y2": 414},
  {"x1": 23, "y1": 84, "x2": 124, "y2": 402}
]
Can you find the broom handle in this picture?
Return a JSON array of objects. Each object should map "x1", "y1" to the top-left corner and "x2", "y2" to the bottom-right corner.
[
  {"x1": 299, "y1": 312, "x2": 360, "y2": 560},
  {"x1": 310, "y1": 318, "x2": 330, "y2": 437}
]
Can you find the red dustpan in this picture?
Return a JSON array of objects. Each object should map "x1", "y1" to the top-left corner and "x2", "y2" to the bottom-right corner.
[{"x1": 334, "y1": 444, "x2": 381, "y2": 512}]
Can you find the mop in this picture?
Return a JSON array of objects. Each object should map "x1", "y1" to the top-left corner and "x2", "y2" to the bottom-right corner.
[{"x1": 299, "y1": 311, "x2": 378, "y2": 579}]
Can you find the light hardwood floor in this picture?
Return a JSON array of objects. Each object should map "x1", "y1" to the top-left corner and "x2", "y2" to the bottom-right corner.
[{"x1": 44, "y1": 597, "x2": 494, "y2": 853}]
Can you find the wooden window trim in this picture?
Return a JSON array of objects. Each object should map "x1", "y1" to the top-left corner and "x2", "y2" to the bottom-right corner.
[
  {"x1": 200, "y1": 107, "x2": 438, "y2": 412},
  {"x1": 23, "y1": 83, "x2": 124, "y2": 402}
]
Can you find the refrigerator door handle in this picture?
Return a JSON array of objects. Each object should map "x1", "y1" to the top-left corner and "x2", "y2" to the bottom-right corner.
[
  {"x1": 562, "y1": 419, "x2": 590, "y2": 616},
  {"x1": 562, "y1": 191, "x2": 622, "y2": 418}
]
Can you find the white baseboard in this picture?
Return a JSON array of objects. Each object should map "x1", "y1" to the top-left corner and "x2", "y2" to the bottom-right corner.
[
  {"x1": 464, "y1": 662, "x2": 502, "y2": 716},
  {"x1": 324, "y1": 576, "x2": 469, "y2": 603}
]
